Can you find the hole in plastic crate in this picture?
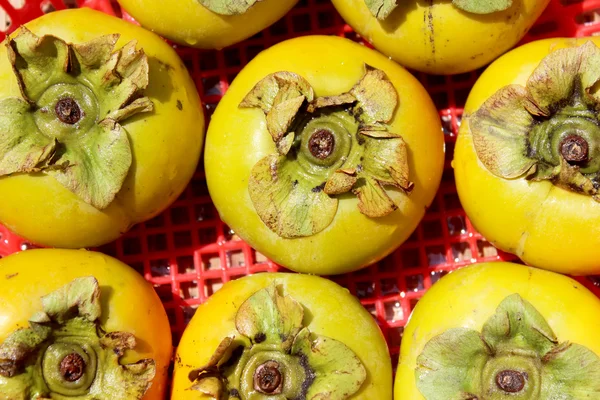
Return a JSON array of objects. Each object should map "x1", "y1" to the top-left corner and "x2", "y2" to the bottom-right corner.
[
  {"x1": 477, "y1": 239, "x2": 498, "y2": 258},
  {"x1": 194, "y1": 204, "x2": 214, "y2": 222},
  {"x1": 145, "y1": 214, "x2": 165, "y2": 228},
  {"x1": 381, "y1": 278, "x2": 400, "y2": 296},
  {"x1": 589, "y1": 276, "x2": 600, "y2": 287},
  {"x1": 405, "y1": 274, "x2": 424, "y2": 292},
  {"x1": 254, "y1": 250, "x2": 269, "y2": 265},
  {"x1": 343, "y1": 30, "x2": 362, "y2": 43},
  {"x1": 388, "y1": 326, "x2": 404, "y2": 348},
  {"x1": 443, "y1": 192, "x2": 462, "y2": 211},
  {"x1": 155, "y1": 284, "x2": 174, "y2": 303},
  {"x1": 560, "y1": 0, "x2": 583, "y2": 4},
  {"x1": 129, "y1": 262, "x2": 144, "y2": 275},
  {"x1": 198, "y1": 227, "x2": 218, "y2": 245},
  {"x1": 317, "y1": 11, "x2": 335, "y2": 28},
  {"x1": 122, "y1": 237, "x2": 142, "y2": 255},
  {"x1": 442, "y1": 169, "x2": 455, "y2": 184},
  {"x1": 147, "y1": 233, "x2": 168, "y2": 252},
  {"x1": 201, "y1": 253, "x2": 221, "y2": 271},
  {"x1": 356, "y1": 281, "x2": 375, "y2": 299},
  {"x1": 200, "y1": 50, "x2": 218, "y2": 70},
  {"x1": 292, "y1": 13, "x2": 312, "y2": 32},
  {"x1": 447, "y1": 215, "x2": 467, "y2": 236},
  {"x1": 180, "y1": 280, "x2": 199, "y2": 299},
  {"x1": 384, "y1": 301, "x2": 404, "y2": 322},
  {"x1": 202, "y1": 75, "x2": 222, "y2": 97},
  {"x1": 170, "y1": 207, "x2": 190, "y2": 225},
  {"x1": 40, "y1": 0, "x2": 55, "y2": 13},
  {"x1": 455, "y1": 88, "x2": 470, "y2": 108},
  {"x1": 423, "y1": 219, "x2": 443, "y2": 240},
  {"x1": 441, "y1": 114, "x2": 453, "y2": 136},
  {"x1": 451, "y1": 242, "x2": 472, "y2": 262},
  {"x1": 183, "y1": 305, "x2": 197, "y2": 324},
  {"x1": 428, "y1": 195, "x2": 441, "y2": 213},
  {"x1": 173, "y1": 231, "x2": 193, "y2": 249},
  {"x1": 191, "y1": 178, "x2": 210, "y2": 197},
  {"x1": 430, "y1": 269, "x2": 448, "y2": 284},
  {"x1": 528, "y1": 20, "x2": 559, "y2": 35},
  {"x1": 150, "y1": 258, "x2": 170, "y2": 277},
  {"x1": 227, "y1": 72, "x2": 238, "y2": 84},
  {"x1": 0, "y1": 6, "x2": 11, "y2": 32},
  {"x1": 226, "y1": 250, "x2": 245, "y2": 268},
  {"x1": 270, "y1": 19, "x2": 288, "y2": 36},
  {"x1": 176, "y1": 256, "x2": 195, "y2": 274},
  {"x1": 426, "y1": 245, "x2": 446, "y2": 266},
  {"x1": 452, "y1": 72, "x2": 474, "y2": 83},
  {"x1": 400, "y1": 248, "x2": 420, "y2": 268},
  {"x1": 576, "y1": 9, "x2": 600, "y2": 25},
  {"x1": 204, "y1": 278, "x2": 223, "y2": 297},
  {"x1": 224, "y1": 48, "x2": 241, "y2": 67},
  {"x1": 432, "y1": 92, "x2": 449, "y2": 109},
  {"x1": 426, "y1": 74, "x2": 446, "y2": 87},
  {"x1": 223, "y1": 225, "x2": 237, "y2": 242},
  {"x1": 246, "y1": 45, "x2": 264, "y2": 62}
]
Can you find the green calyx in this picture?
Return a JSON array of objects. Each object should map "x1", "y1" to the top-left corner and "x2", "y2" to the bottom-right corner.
[
  {"x1": 364, "y1": 0, "x2": 511, "y2": 20},
  {"x1": 0, "y1": 277, "x2": 156, "y2": 399},
  {"x1": 415, "y1": 294, "x2": 600, "y2": 400},
  {"x1": 188, "y1": 285, "x2": 367, "y2": 400},
  {"x1": 0, "y1": 27, "x2": 154, "y2": 209},
  {"x1": 198, "y1": 0, "x2": 259, "y2": 16},
  {"x1": 470, "y1": 41, "x2": 600, "y2": 200},
  {"x1": 240, "y1": 66, "x2": 413, "y2": 239}
]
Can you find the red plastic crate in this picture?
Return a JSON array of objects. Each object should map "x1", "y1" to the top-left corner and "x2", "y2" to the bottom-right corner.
[{"x1": 1, "y1": 0, "x2": 600, "y2": 393}]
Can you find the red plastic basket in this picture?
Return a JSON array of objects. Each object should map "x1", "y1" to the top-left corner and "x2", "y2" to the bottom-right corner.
[{"x1": 1, "y1": 0, "x2": 600, "y2": 395}]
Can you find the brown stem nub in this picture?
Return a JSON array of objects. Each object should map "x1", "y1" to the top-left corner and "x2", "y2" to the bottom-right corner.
[
  {"x1": 308, "y1": 129, "x2": 335, "y2": 159},
  {"x1": 60, "y1": 353, "x2": 86, "y2": 382},
  {"x1": 560, "y1": 135, "x2": 589, "y2": 164},
  {"x1": 496, "y1": 370, "x2": 526, "y2": 393},
  {"x1": 55, "y1": 98, "x2": 82, "y2": 125},
  {"x1": 253, "y1": 360, "x2": 283, "y2": 394}
]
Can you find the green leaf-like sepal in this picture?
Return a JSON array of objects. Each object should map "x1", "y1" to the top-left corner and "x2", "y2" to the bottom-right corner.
[
  {"x1": 189, "y1": 285, "x2": 367, "y2": 400},
  {"x1": 364, "y1": 0, "x2": 399, "y2": 20},
  {"x1": 198, "y1": 0, "x2": 259, "y2": 16},
  {"x1": 291, "y1": 328, "x2": 367, "y2": 400},
  {"x1": 415, "y1": 294, "x2": 600, "y2": 399},
  {"x1": 470, "y1": 41, "x2": 600, "y2": 199},
  {"x1": 236, "y1": 285, "x2": 304, "y2": 350},
  {"x1": 452, "y1": 0, "x2": 512, "y2": 14},
  {"x1": 242, "y1": 65, "x2": 412, "y2": 238},
  {"x1": 0, "y1": 277, "x2": 156, "y2": 399},
  {"x1": 248, "y1": 154, "x2": 339, "y2": 239},
  {"x1": 0, "y1": 28, "x2": 154, "y2": 209}
]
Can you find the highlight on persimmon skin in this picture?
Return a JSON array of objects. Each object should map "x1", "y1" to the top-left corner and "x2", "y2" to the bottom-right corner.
[
  {"x1": 172, "y1": 273, "x2": 392, "y2": 400},
  {"x1": 204, "y1": 35, "x2": 444, "y2": 275},
  {"x1": 0, "y1": 249, "x2": 172, "y2": 399},
  {"x1": 454, "y1": 37, "x2": 600, "y2": 275},
  {"x1": 0, "y1": 8, "x2": 204, "y2": 249},
  {"x1": 331, "y1": 0, "x2": 550, "y2": 74},
  {"x1": 116, "y1": 0, "x2": 299, "y2": 49}
]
